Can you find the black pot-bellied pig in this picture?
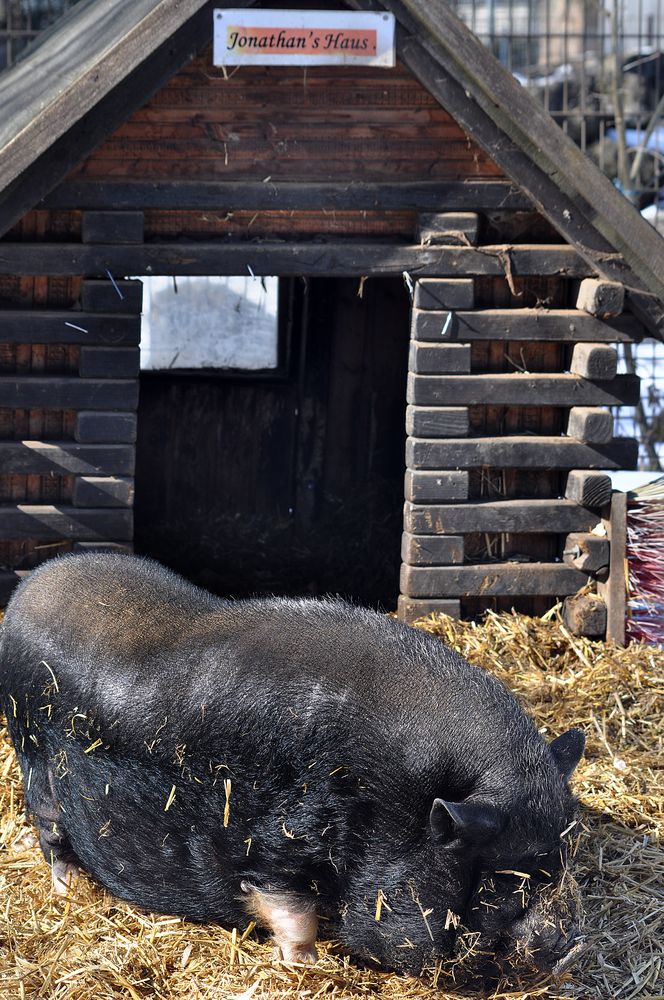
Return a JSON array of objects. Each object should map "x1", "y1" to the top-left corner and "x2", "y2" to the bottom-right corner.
[{"x1": 0, "y1": 553, "x2": 585, "y2": 977}]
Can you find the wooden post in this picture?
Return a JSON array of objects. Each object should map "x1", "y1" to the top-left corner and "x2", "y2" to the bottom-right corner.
[{"x1": 598, "y1": 491, "x2": 628, "y2": 644}]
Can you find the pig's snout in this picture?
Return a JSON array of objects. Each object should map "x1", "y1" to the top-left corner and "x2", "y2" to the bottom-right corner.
[{"x1": 502, "y1": 876, "x2": 583, "y2": 973}]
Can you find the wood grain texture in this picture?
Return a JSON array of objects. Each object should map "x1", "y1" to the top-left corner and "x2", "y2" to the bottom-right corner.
[
  {"x1": 407, "y1": 372, "x2": 640, "y2": 406},
  {"x1": 400, "y1": 562, "x2": 590, "y2": 597},
  {"x1": 0, "y1": 443, "x2": 135, "y2": 475},
  {"x1": 403, "y1": 499, "x2": 602, "y2": 534},
  {"x1": 598, "y1": 491, "x2": 628, "y2": 644},
  {"x1": 0, "y1": 243, "x2": 591, "y2": 278},
  {"x1": 0, "y1": 504, "x2": 132, "y2": 540},
  {"x1": 411, "y1": 308, "x2": 643, "y2": 342},
  {"x1": 406, "y1": 436, "x2": 639, "y2": 470}
]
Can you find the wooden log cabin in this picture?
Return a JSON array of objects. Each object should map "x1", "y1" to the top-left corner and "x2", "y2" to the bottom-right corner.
[{"x1": 1, "y1": 0, "x2": 663, "y2": 642}]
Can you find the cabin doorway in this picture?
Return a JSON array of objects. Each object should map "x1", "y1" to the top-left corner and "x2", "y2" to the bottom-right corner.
[{"x1": 133, "y1": 276, "x2": 410, "y2": 608}]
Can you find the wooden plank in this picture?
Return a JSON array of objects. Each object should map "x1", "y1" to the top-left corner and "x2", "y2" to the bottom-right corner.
[
  {"x1": 79, "y1": 347, "x2": 140, "y2": 379},
  {"x1": 0, "y1": 312, "x2": 140, "y2": 345},
  {"x1": 405, "y1": 469, "x2": 469, "y2": 502},
  {"x1": 0, "y1": 243, "x2": 592, "y2": 278},
  {"x1": 406, "y1": 436, "x2": 639, "y2": 470},
  {"x1": 406, "y1": 405, "x2": 469, "y2": 437},
  {"x1": 569, "y1": 344, "x2": 618, "y2": 379},
  {"x1": 81, "y1": 279, "x2": 144, "y2": 313},
  {"x1": 0, "y1": 504, "x2": 132, "y2": 540},
  {"x1": 563, "y1": 532, "x2": 609, "y2": 576},
  {"x1": 414, "y1": 279, "x2": 475, "y2": 310},
  {"x1": 356, "y1": 0, "x2": 664, "y2": 334},
  {"x1": 576, "y1": 279, "x2": 625, "y2": 317},
  {"x1": 407, "y1": 372, "x2": 640, "y2": 406},
  {"x1": 404, "y1": 499, "x2": 603, "y2": 535},
  {"x1": 401, "y1": 532, "x2": 464, "y2": 565},
  {"x1": 400, "y1": 562, "x2": 590, "y2": 597},
  {"x1": 565, "y1": 470, "x2": 613, "y2": 507},
  {"x1": 73, "y1": 476, "x2": 134, "y2": 508},
  {"x1": 0, "y1": 443, "x2": 135, "y2": 475},
  {"x1": 43, "y1": 180, "x2": 534, "y2": 212},
  {"x1": 408, "y1": 342, "x2": 471, "y2": 374},
  {"x1": 562, "y1": 594, "x2": 608, "y2": 637},
  {"x1": 566, "y1": 407, "x2": 614, "y2": 444},
  {"x1": 0, "y1": 1, "x2": 237, "y2": 238},
  {"x1": 75, "y1": 411, "x2": 137, "y2": 444},
  {"x1": 82, "y1": 211, "x2": 144, "y2": 244},
  {"x1": 598, "y1": 491, "x2": 628, "y2": 645},
  {"x1": 411, "y1": 308, "x2": 643, "y2": 343},
  {"x1": 397, "y1": 595, "x2": 461, "y2": 622},
  {"x1": 417, "y1": 212, "x2": 479, "y2": 245},
  {"x1": 0, "y1": 377, "x2": 139, "y2": 410}
]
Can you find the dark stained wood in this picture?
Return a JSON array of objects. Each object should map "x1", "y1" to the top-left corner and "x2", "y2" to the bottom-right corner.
[
  {"x1": 408, "y1": 342, "x2": 471, "y2": 373},
  {"x1": 401, "y1": 532, "x2": 464, "y2": 565},
  {"x1": 0, "y1": 443, "x2": 135, "y2": 475},
  {"x1": 75, "y1": 411, "x2": 138, "y2": 443},
  {"x1": 405, "y1": 470, "x2": 469, "y2": 502},
  {"x1": 79, "y1": 347, "x2": 141, "y2": 379},
  {"x1": 411, "y1": 308, "x2": 643, "y2": 342},
  {"x1": 44, "y1": 180, "x2": 532, "y2": 212},
  {"x1": 598, "y1": 491, "x2": 628, "y2": 644},
  {"x1": 73, "y1": 476, "x2": 134, "y2": 508},
  {"x1": 0, "y1": 312, "x2": 140, "y2": 345},
  {"x1": 397, "y1": 595, "x2": 461, "y2": 621},
  {"x1": 414, "y1": 278, "x2": 475, "y2": 310},
  {"x1": 404, "y1": 499, "x2": 603, "y2": 534},
  {"x1": 0, "y1": 504, "x2": 132, "y2": 540},
  {"x1": 0, "y1": 243, "x2": 592, "y2": 278},
  {"x1": 407, "y1": 372, "x2": 640, "y2": 406},
  {"x1": 0, "y1": 377, "x2": 139, "y2": 410},
  {"x1": 569, "y1": 344, "x2": 618, "y2": 379},
  {"x1": 417, "y1": 212, "x2": 479, "y2": 245},
  {"x1": 406, "y1": 436, "x2": 639, "y2": 470},
  {"x1": 576, "y1": 278, "x2": 625, "y2": 317},
  {"x1": 82, "y1": 211, "x2": 144, "y2": 244},
  {"x1": 562, "y1": 593, "x2": 608, "y2": 637},
  {"x1": 566, "y1": 406, "x2": 614, "y2": 444},
  {"x1": 406, "y1": 405, "x2": 469, "y2": 437},
  {"x1": 81, "y1": 279, "x2": 144, "y2": 313},
  {"x1": 0, "y1": 2, "x2": 231, "y2": 239},
  {"x1": 562, "y1": 532, "x2": 609, "y2": 576},
  {"x1": 400, "y1": 562, "x2": 590, "y2": 597},
  {"x1": 565, "y1": 470, "x2": 613, "y2": 507}
]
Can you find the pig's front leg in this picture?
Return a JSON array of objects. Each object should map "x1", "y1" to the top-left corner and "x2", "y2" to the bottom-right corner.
[{"x1": 243, "y1": 884, "x2": 318, "y2": 963}]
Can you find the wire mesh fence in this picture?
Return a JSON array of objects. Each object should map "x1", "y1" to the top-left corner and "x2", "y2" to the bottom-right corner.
[{"x1": 1, "y1": 0, "x2": 663, "y2": 468}]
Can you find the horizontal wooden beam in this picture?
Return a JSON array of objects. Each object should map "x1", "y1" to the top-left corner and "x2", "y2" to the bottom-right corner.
[
  {"x1": 79, "y1": 347, "x2": 140, "y2": 379},
  {"x1": 397, "y1": 596, "x2": 461, "y2": 622},
  {"x1": 0, "y1": 377, "x2": 138, "y2": 410},
  {"x1": 0, "y1": 504, "x2": 132, "y2": 540},
  {"x1": 82, "y1": 279, "x2": 143, "y2": 313},
  {"x1": 0, "y1": 311, "x2": 140, "y2": 344},
  {"x1": 404, "y1": 499, "x2": 603, "y2": 535},
  {"x1": 401, "y1": 532, "x2": 464, "y2": 565},
  {"x1": 42, "y1": 180, "x2": 534, "y2": 213},
  {"x1": 401, "y1": 562, "x2": 590, "y2": 597},
  {"x1": 75, "y1": 412, "x2": 138, "y2": 444},
  {"x1": 0, "y1": 243, "x2": 592, "y2": 278},
  {"x1": 406, "y1": 405, "x2": 469, "y2": 437},
  {"x1": 0, "y1": 442, "x2": 135, "y2": 475},
  {"x1": 406, "y1": 435, "x2": 639, "y2": 470},
  {"x1": 411, "y1": 308, "x2": 643, "y2": 342},
  {"x1": 407, "y1": 373, "x2": 640, "y2": 406}
]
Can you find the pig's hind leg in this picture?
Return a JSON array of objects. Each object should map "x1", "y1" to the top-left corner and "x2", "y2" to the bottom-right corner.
[
  {"x1": 25, "y1": 762, "x2": 80, "y2": 894},
  {"x1": 243, "y1": 884, "x2": 318, "y2": 964}
]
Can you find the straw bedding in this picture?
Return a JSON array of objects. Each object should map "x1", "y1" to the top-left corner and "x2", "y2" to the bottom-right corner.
[{"x1": 0, "y1": 609, "x2": 662, "y2": 1000}]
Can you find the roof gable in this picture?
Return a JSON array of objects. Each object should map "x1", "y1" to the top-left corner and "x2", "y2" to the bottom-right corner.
[{"x1": 0, "y1": 0, "x2": 662, "y2": 333}]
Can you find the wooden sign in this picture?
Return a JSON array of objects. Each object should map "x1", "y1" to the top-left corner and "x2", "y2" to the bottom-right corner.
[{"x1": 213, "y1": 9, "x2": 396, "y2": 67}]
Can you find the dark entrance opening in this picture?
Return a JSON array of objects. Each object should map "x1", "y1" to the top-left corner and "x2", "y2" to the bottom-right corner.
[{"x1": 134, "y1": 276, "x2": 410, "y2": 608}]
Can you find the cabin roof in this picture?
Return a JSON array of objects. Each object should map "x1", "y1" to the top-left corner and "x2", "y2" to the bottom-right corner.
[{"x1": 1, "y1": 0, "x2": 663, "y2": 334}]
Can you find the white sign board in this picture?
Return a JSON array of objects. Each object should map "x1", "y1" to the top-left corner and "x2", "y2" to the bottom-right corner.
[{"x1": 213, "y1": 9, "x2": 396, "y2": 67}]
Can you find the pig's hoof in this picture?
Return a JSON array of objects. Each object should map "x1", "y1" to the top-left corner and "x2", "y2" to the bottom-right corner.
[
  {"x1": 275, "y1": 942, "x2": 319, "y2": 965},
  {"x1": 51, "y1": 859, "x2": 79, "y2": 896},
  {"x1": 16, "y1": 829, "x2": 39, "y2": 851}
]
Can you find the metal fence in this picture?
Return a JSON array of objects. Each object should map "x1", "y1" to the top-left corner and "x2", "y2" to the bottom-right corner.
[{"x1": 2, "y1": 0, "x2": 664, "y2": 467}]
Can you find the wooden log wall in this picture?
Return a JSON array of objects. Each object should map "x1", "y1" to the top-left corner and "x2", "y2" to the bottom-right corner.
[
  {"x1": 399, "y1": 214, "x2": 640, "y2": 627},
  {"x1": 0, "y1": 210, "x2": 140, "y2": 602}
]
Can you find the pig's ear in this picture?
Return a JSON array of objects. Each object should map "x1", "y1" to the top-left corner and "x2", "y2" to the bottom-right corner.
[
  {"x1": 550, "y1": 728, "x2": 585, "y2": 780},
  {"x1": 430, "y1": 797, "x2": 505, "y2": 845}
]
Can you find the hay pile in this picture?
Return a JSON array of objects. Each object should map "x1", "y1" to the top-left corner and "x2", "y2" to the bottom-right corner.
[{"x1": 0, "y1": 610, "x2": 662, "y2": 1000}]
